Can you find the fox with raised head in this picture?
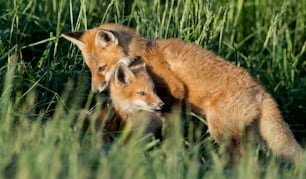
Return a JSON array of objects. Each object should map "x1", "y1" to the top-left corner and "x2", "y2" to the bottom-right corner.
[{"x1": 62, "y1": 24, "x2": 303, "y2": 161}]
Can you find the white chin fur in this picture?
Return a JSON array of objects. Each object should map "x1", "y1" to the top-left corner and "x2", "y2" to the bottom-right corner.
[
  {"x1": 132, "y1": 100, "x2": 153, "y2": 112},
  {"x1": 99, "y1": 68, "x2": 116, "y2": 92},
  {"x1": 105, "y1": 68, "x2": 115, "y2": 82},
  {"x1": 135, "y1": 106, "x2": 156, "y2": 113},
  {"x1": 98, "y1": 82, "x2": 108, "y2": 92}
]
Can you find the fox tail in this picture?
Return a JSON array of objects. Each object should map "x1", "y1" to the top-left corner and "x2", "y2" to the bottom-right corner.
[{"x1": 258, "y1": 94, "x2": 303, "y2": 160}]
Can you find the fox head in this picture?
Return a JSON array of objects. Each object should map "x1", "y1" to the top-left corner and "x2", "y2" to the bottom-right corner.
[
  {"x1": 110, "y1": 62, "x2": 164, "y2": 113},
  {"x1": 61, "y1": 25, "x2": 142, "y2": 92}
]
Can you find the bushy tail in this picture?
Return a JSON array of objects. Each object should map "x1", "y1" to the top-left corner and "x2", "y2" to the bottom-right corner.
[{"x1": 259, "y1": 94, "x2": 303, "y2": 160}]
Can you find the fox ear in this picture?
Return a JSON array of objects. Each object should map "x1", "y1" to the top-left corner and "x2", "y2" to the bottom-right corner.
[
  {"x1": 138, "y1": 58, "x2": 146, "y2": 68},
  {"x1": 95, "y1": 30, "x2": 118, "y2": 47},
  {"x1": 114, "y1": 63, "x2": 135, "y2": 88},
  {"x1": 61, "y1": 31, "x2": 85, "y2": 50}
]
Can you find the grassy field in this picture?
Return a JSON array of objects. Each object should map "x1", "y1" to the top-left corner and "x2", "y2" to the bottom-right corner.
[{"x1": 1, "y1": 0, "x2": 306, "y2": 178}]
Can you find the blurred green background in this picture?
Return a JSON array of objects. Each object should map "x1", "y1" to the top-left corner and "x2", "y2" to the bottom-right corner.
[{"x1": 0, "y1": 0, "x2": 306, "y2": 178}]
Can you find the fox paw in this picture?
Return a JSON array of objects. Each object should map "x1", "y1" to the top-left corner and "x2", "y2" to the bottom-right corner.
[{"x1": 171, "y1": 83, "x2": 185, "y2": 100}]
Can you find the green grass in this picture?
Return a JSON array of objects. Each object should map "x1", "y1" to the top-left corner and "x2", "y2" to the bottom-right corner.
[{"x1": 1, "y1": 0, "x2": 306, "y2": 178}]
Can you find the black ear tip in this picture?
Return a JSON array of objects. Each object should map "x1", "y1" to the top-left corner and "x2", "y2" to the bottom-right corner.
[
  {"x1": 61, "y1": 31, "x2": 85, "y2": 39},
  {"x1": 61, "y1": 33, "x2": 68, "y2": 37}
]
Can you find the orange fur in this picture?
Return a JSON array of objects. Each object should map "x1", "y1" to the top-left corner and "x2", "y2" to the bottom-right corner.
[
  {"x1": 62, "y1": 24, "x2": 303, "y2": 161},
  {"x1": 109, "y1": 59, "x2": 164, "y2": 134},
  {"x1": 75, "y1": 59, "x2": 164, "y2": 141}
]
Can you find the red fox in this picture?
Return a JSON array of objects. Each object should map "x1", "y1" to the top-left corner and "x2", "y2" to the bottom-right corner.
[
  {"x1": 76, "y1": 58, "x2": 164, "y2": 141},
  {"x1": 109, "y1": 58, "x2": 164, "y2": 136},
  {"x1": 62, "y1": 24, "x2": 303, "y2": 161}
]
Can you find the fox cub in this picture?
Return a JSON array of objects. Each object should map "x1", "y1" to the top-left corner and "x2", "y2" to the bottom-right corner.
[
  {"x1": 76, "y1": 58, "x2": 164, "y2": 141},
  {"x1": 110, "y1": 58, "x2": 164, "y2": 136}
]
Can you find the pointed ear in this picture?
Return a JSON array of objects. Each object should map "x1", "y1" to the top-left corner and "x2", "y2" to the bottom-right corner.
[
  {"x1": 61, "y1": 31, "x2": 85, "y2": 50},
  {"x1": 114, "y1": 63, "x2": 135, "y2": 88},
  {"x1": 95, "y1": 30, "x2": 118, "y2": 47},
  {"x1": 133, "y1": 57, "x2": 147, "y2": 71},
  {"x1": 118, "y1": 57, "x2": 134, "y2": 67},
  {"x1": 138, "y1": 58, "x2": 146, "y2": 68},
  {"x1": 133, "y1": 56, "x2": 146, "y2": 67}
]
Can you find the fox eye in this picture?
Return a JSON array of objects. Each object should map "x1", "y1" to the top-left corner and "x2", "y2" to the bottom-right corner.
[
  {"x1": 137, "y1": 91, "x2": 146, "y2": 96},
  {"x1": 98, "y1": 65, "x2": 107, "y2": 72}
]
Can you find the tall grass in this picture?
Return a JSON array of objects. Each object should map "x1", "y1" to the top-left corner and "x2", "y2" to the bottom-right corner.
[{"x1": 0, "y1": 0, "x2": 306, "y2": 178}]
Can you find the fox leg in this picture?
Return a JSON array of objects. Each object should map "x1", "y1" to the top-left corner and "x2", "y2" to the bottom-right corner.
[
  {"x1": 165, "y1": 75, "x2": 185, "y2": 101},
  {"x1": 145, "y1": 61, "x2": 186, "y2": 101},
  {"x1": 206, "y1": 108, "x2": 249, "y2": 164},
  {"x1": 206, "y1": 110, "x2": 223, "y2": 145},
  {"x1": 145, "y1": 63, "x2": 186, "y2": 112}
]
